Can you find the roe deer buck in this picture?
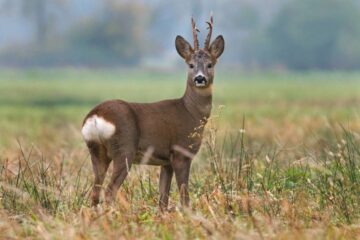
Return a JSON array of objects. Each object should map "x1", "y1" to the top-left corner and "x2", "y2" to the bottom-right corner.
[{"x1": 81, "y1": 16, "x2": 224, "y2": 210}]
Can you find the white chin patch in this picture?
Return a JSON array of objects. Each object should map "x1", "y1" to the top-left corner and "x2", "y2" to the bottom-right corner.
[
  {"x1": 82, "y1": 115, "x2": 116, "y2": 143},
  {"x1": 195, "y1": 82, "x2": 206, "y2": 87}
]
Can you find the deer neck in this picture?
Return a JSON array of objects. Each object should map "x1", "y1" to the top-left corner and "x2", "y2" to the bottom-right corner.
[{"x1": 182, "y1": 82, "x2": 212, "y2": 121}]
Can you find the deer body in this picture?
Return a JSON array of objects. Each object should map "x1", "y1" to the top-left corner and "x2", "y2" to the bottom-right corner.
[{"x1": 82, "y1": 17, "x2": 224, "y2": 209}]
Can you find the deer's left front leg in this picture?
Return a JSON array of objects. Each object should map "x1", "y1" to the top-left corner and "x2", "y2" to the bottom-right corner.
[{"x1": 171, "y1": 153, "x2": 192, "y2": 207}]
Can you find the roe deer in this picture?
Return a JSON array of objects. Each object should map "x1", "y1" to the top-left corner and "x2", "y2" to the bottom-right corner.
[{"x1": 81, "y1": 16, "x2": 224, "y2": 210}]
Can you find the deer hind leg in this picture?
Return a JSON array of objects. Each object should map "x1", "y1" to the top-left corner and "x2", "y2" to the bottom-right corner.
[
  {"x1": 159, "y1": 165, "x2": 173, "y2": 211},
  {"x1": 171, "y1": 154, "x2": 192, "y2": 207},
  {"x1": 88, "y1": 142, "x2": 111, "y2": 206},
  {"x1": 105, "y1": 141, "x2": 135, "y2": 203}
]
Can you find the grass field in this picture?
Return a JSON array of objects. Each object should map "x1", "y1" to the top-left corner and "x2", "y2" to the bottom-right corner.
[{"x1": 0, "y1": 69, "x2": 360, "y2": 239}]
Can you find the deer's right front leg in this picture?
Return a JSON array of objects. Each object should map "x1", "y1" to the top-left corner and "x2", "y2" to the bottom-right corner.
[{"x1": 159, "y1": 165, "x2": 173, "y2": 211}]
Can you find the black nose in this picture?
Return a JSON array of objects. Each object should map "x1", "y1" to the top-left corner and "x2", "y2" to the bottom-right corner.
[{"x1": 194, "y1": 75, "x2": 206, "y2": 83}]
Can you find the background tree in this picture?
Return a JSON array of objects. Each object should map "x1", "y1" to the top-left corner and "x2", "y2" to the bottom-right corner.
[
  {"x1": 2, "y1": 0, "x2": 67, "y2": 45},
  {"x1": 64, "y1": 2, "x2": 150, "y2": 66},
  {"x1": 268, "y1": 0, "x2": 360, "y2": 70}
]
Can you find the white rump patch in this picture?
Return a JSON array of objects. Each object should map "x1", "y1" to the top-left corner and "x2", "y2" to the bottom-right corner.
[{"x1": 81, "y1": 115, "x2": 116, "y2": 143}]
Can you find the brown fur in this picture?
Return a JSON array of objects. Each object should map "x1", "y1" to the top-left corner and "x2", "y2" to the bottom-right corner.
[{"x1": 82, "y1": 18, "x2": 225, "y2": 209}]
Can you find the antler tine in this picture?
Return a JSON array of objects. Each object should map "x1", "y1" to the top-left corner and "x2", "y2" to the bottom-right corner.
[
  {"x1": 191, "y1": 17, "x2": 200, "y2": 50},
  {"x1": 204, "y1": 14, "x2": 214, "y2": 50}
]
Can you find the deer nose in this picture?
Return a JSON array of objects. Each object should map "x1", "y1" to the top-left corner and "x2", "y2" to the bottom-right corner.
[
  {"x1": 194, "y1": 75, "x2": 206, "y2": 82},
  {"x1": 194, "y1": 75, "x2": 207, "y2": 87}
]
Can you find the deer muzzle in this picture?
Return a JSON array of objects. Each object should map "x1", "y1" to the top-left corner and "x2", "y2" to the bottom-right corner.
[{"x1": 194, "y1": 75, "x2": 207, "y2": 87}]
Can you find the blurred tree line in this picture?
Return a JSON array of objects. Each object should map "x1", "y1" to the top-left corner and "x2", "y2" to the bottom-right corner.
[
  {"x1": 1, "y1": 0, "x2": 360, "y2": 69},
  {"x1": 243, "y1": 0, "x2": 360, "y2": 70},
  {"x1": 1, "y1": 0, "x2": 149, "y2": 66}
]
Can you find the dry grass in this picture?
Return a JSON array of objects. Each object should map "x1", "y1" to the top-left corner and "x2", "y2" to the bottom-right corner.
[{"x1": 0, "y1": 70, "x2": 360, "y2": 239}]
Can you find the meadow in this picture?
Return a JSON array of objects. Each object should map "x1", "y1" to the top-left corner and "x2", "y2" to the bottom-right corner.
[{"x1": 0, "y1": 69, "x2": 359, "y2": 239}]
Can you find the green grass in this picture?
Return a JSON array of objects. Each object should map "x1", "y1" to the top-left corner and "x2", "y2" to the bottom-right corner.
[
  {"x1": 0, "y1": 69, "x2": 358, "y2": 137},
  {"x1": 0, "y1": 69, "x2": 360, "y2": 239}
]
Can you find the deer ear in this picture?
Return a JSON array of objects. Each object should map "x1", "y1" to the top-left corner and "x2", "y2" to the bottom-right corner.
[
  {"x1": 175, "y1": 35, "x2": 193, "y2": 60},
  {"x1": 209, "y1": 35, "x2": 225, "y2": 59}
]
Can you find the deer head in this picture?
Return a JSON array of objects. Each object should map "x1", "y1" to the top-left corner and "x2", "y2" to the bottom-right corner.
[{"x1": 175, "y1": 16, "x2": 225, "y2": 90}]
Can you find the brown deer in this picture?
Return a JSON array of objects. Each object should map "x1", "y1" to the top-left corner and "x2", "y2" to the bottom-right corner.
[{"x1": 81, "y1": 16, "x2": 224, "y2": 210}]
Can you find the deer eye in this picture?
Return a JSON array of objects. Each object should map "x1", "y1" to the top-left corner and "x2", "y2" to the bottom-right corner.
[
  {"x1": 189, "y1": 64, "x2": 194, "y2": 69},
  {"x1": 207, "y1": 63, "x2": 212, "y2": 68}
]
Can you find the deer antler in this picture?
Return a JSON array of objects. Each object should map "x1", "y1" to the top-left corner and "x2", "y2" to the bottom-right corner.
[
  {"x1": 191, "y1": 17, "x2": 200, "y2": 50},
  {"x1": 204, "y1": 14, "x2": 214, "y2": 50}
]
